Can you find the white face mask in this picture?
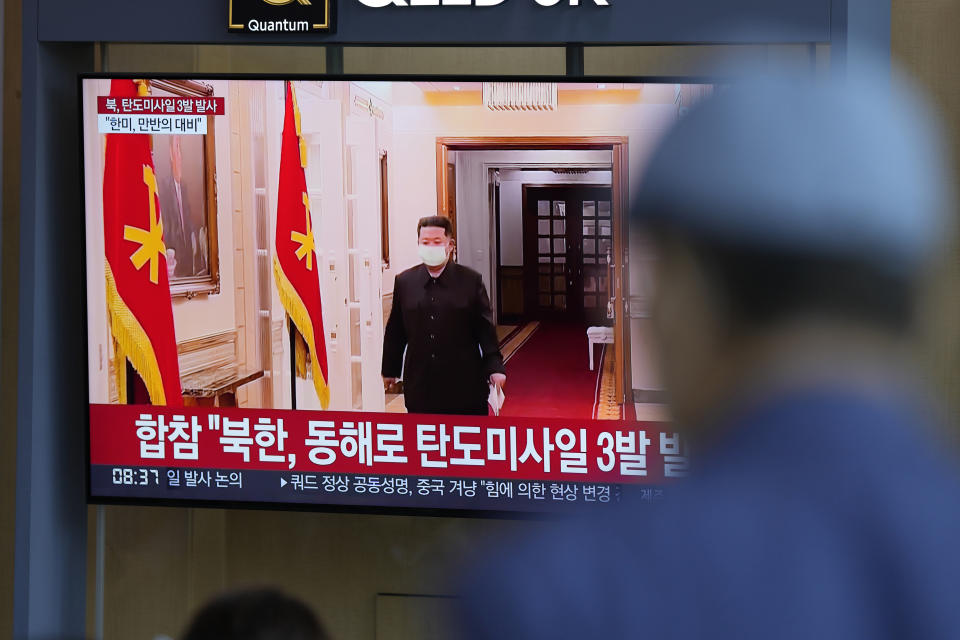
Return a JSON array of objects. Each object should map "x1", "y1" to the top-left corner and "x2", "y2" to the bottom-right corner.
[{"x1": 419, "y1": 244, "x2": 449, "y2": 267}]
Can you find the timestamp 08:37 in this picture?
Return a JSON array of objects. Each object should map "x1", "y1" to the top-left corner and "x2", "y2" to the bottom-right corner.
[{"x1": 112, "y1": 467, "x2": 161, "y2": 486}]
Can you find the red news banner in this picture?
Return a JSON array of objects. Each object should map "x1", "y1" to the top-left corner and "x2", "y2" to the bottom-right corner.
[
  {"x1": 90, "y1": 404, "x2": 688, "y2": 484},
  {"x1": 97, "y1": 96, "x2": 225, "y2": 115},
  {"x1": 97, "y1": 95, "x2": 225, "y2": 135}
]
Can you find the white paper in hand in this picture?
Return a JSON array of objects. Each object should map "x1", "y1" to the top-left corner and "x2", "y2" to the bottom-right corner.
[{"x1": 487, "y1": 383, "x2": 506, "y2": 416}]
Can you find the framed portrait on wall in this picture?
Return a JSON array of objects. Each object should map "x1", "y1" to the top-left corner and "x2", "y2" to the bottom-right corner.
[{"x1": 147, "y1": 79, "x2": 220, "y2": 298}]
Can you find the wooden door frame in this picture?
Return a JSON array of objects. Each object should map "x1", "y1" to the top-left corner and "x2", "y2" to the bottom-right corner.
[{"x1": 436, "y1": 136, "x2": 632, "y2": 403}]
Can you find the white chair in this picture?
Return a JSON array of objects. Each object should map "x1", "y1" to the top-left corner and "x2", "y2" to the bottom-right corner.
[{"x1": 587, "y1": 326, "x2": 614, "y2": 370}]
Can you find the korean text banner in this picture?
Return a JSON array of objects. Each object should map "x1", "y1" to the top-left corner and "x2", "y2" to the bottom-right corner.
[{"x1": 90, "y1": 405, "x2": 686, "y2": 512}]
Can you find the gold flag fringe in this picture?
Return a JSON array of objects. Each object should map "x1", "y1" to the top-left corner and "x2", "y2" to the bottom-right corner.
[
  {"x1": 105, "y1": 261, "x2": 167, "y2": 405},
  {"x1": 113, "y1": 338, "x2": 127, "y2": 404},
  {"x1": 294, "y1": 329, "x2": 308, "y2": 378},
  {"x1": 273, "y1": 256, "x2": 331, "y2": 409}
]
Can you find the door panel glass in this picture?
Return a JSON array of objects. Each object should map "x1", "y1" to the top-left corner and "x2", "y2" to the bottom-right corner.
[
  {"x1": 528, "y1": 189, "x2": 611, "y2": 318},
  {"x1": 526, "y1": 189, "x2": 615, "y2": 322}
]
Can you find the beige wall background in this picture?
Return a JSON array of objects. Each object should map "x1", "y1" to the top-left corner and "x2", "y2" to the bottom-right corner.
[
  {"x1": 1, "y1": 4, "x2": 959, "y2": 638},
  {"x1": 891, "y1": 0, "x2": 960, "y2": 427},
  {"x1": 87, "y1": 506, "x2": 531, "y2": 640}
]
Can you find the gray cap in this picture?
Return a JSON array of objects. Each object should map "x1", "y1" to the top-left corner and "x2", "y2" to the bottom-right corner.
[{"x1": 634, "y1": 63, "x2": 954, "y2": 276}]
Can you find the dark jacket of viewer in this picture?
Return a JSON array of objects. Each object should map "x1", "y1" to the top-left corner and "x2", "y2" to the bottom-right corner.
[{"x1": 461, "y1": 388, "x2": 960, "y2": 639}]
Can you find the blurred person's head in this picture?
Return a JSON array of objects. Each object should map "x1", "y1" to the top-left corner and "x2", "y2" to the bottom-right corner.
[
  {"x1": 417, "y1": 215, "x2": 454, "y2": 268},
  {"x1": 633, "y1": 63, "x2": 954, "y2": 437},
  {"x1": 181, "y1": 588, "x2": 329, "y2": 640}
]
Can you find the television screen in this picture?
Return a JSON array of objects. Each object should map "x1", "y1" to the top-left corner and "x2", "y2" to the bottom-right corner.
[{"x1": 82, "y1": 76, "x2": 709, "y2": 514}]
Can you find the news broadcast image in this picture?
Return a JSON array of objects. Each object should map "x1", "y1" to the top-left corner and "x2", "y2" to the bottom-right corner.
[{"x1": 82, "y1": 78, "x2": 709, "y2": 513}]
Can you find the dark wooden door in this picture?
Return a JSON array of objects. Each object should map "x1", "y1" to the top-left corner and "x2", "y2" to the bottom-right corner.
[
  {"x1": 523, "y1": 186, "x2": 613, "y2": 323},
  {"x1": 579, "y1": 189, "x2": 615, "y2": 325}
]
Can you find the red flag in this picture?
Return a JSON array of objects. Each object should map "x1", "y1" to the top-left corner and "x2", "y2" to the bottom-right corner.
[
  {"x1": 102, "y1": 79, "x2": 183, "y2": 406},
  {"x1": 273, "y1": 81, "x2": 330, "y2": 408}
]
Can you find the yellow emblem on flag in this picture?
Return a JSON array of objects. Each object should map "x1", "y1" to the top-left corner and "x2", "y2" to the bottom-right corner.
[{"x1": 123, "y1": 165, "x2": 166, "y2": 285}]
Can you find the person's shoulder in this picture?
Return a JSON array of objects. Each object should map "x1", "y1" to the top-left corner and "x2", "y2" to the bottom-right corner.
[
  {"x1": 458, "y1": 395, "x2": 960, "y2": 640},
  {"x1": 451, "y1": 262, "x2": 484, "y2": 283},
  {"x1": 395, "y1": 264, "x2": 425, "y2": 284}
]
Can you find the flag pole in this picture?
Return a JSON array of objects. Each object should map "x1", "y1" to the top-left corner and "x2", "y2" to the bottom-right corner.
[
  {"x1": 125, "y1": 361, "x2": 136, "y2": 404},
  {"x1": 289, "y1": 318, "x2": 298, "y2": 410}
]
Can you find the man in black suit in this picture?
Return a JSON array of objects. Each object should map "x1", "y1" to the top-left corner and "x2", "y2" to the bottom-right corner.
[{"x1": 382, "y1": 216, "x2": 506, "y2": 416}]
